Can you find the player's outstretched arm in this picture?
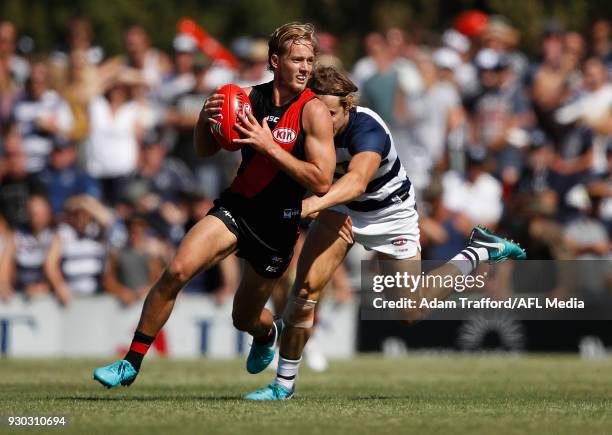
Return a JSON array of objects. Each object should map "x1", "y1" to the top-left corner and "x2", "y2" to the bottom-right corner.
[
  {"x1": 301, "y1": 151, "x2": 381, "y2": 218},
  {"x1": 233, "y1": 99, "x2": 335, "y2": 195}
]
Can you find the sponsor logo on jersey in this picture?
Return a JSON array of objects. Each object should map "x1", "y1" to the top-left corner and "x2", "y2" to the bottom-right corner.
[
  {"x1": 272, "y1": 127, "x2": 297, "y2": 144},
  {"x1": 265, "y1": 115, "x2": 280, "y2": 123}
]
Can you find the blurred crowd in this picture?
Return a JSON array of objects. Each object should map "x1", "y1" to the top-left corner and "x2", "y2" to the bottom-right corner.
[{"x1": 0, "y1": 11, "x2": 610, "y2": 306}]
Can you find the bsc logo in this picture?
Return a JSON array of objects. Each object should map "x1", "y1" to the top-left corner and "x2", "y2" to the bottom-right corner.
[{"x1": 272, "y1": 128, "x2": 297, "y2": 144}]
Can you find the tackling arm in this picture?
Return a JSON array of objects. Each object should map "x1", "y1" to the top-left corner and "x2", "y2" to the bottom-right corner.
[{"x1": 302, "y1": 151, "x2": 382, "y2": 217}]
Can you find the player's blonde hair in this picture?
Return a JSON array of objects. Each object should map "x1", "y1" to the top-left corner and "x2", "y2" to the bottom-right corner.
[
  {"x1": 309, "y1": 65, "x2": 359, "y2": 111},
  {"x1": 268, "y1": 22, "x2": 319, "y2": 70}
]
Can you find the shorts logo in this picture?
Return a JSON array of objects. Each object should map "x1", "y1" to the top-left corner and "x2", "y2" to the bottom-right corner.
[
  {"x1": 282, "y1": 208, "x2": 300, "y2": 219},
  {"x1": 222, "y1": 209, "x2": 237, "y2": 225},
  {"x1": 272, "y1": 128, "x2": 297, "y2": 144},
  {"x1": 271, "y1": 256, "x2": 284, "y2": 264},
  {"x1": 392, "y1": 237, "x2": 408, "y2": 246},
  {"x1": 265, "y1": 265, "x2": 279, "y2": 273}
]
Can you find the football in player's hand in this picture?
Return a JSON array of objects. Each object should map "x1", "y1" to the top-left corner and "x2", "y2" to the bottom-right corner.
[{"x1": 209, "y1": 84, "x2": 252, "y2": 151}]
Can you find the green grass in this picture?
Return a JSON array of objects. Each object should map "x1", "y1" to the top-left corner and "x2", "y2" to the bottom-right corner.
[{"x1": 1, "y1": 355, "x2": 611, "y2": 435}]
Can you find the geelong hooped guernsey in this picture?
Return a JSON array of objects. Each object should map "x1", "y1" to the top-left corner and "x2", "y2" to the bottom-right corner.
[
  {"x1": 14, "y1": 227, "x2": 54, "y2": 290},
  {"x1": 335, "y1": 106, "x2": 411, "y2": 212},
  {"x1": 222, "y1": 81, "x2": 317, "y2": 246}
]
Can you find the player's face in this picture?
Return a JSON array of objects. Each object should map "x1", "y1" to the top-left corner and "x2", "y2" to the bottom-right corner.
[
  {"x1": 274, "y1": 40, "x2": 315, "y2": 93},
  {"x1": 319, "y1": 95, "x2": 350, "y2": 135}
]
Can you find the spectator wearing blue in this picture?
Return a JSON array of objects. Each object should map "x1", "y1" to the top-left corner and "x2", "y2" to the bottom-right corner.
[
  {"x1": 125, "y1": 127, "x2": 195, "y2": 204},
  {"x1": 44, "y1": 194, "x2": 114, "y2": 305},
  {"x1": 11, "y1": 62, "x2": 74, "y2": 173},
  {"x1": 0, "y1": 124, "x2": 46, "y2": 228},
  {"x1": 467, "y1": 49, "x2": 532, "y2": 188},
  {"x1": 0, "y1": 194, "x2": 54, "y2": 302},
  {"x1": 36, "y1": 138, "x2": 101, "y2": 214}
]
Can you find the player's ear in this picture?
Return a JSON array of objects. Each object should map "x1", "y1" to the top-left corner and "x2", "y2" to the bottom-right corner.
[{"x1": 270, "y1": 54, "x2": 279, "y2": 70}]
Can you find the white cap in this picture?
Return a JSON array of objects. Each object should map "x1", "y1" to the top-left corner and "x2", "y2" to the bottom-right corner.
[
  {"x1": 173, "y1": 34, "x2": 198, "y2": 53},
  {"x1": 432, "y1": 47, "x2": 461, "y2": 70},
  {"x1": 474, "y1": 48, "x2": 501, "y2": 70},
  {"x1": 442, "y1": 29, "x2": 470, "y2": 54}
]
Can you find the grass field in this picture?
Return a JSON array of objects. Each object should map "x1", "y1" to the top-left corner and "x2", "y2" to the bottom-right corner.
[{"x1": 1, "y1": 355, "x2": 611, "y2": 435}]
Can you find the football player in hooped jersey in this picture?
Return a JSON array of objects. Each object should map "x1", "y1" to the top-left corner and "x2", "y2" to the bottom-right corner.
[
  {"x1": 245, "y1": 66, "x2": 526, "y2": 400},
  {"x1": 93, "y1": 23, "x2": 336, "y2": 388}
]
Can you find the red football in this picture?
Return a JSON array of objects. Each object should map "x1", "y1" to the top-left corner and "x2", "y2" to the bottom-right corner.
[{"x1": 209, "y1": 84, "x2": 252, "y2": 151}]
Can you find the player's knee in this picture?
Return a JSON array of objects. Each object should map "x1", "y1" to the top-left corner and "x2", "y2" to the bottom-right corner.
[
  {"x1": 294, "y1": 284, "x2": 318, "y2": 302},
  {"x1": 282, "y1": 294, "x2": 317, "y2": 328}
]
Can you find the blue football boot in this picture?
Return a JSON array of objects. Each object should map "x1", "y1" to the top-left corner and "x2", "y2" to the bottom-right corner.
[
  {"x1": 246, "y1": 319, "x2": 283, "y2": 374},
  {"x1": 469, "y1": 226, "x2": 527, "y2": 263},
  {"x1": 244, "y1": 383, "x2": 294, "y2": 401},
  {"x1": 93, "y1": 360, "x2": 137, "y2": 388}
]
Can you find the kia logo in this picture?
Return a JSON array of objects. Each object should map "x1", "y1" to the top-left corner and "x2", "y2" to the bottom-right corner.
[{"x1": 273, "y1": 128, "x2": 296, "y2": 144}]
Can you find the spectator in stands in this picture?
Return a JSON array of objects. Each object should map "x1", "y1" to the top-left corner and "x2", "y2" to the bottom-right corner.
[
  {"x1": 127, "y1": 127, "x2": 195, "y2": 203},
  {"x1": 442, "y1": 146, "x2": 504, "y2": 229},
  {"x1": 232, "y1": 37, "x2": 274, "y2": 88},
  {"x1": 52, "y1": 16, "x2": 105, "y2": 67},
  {"x1": 358, "y1": 31, "x2": 423, "y2": 126},
  {"x1": 0, "y1": 194, "x2": 54, "y2": 302},
  {"x1": 554, "y1": 58, "x2": 611, "y2": 184},
  {"x1": 158, "y1": 34, "x2": 198, "y2": 106},
  {"x1": 420, "y1": 177, "x2": 469, "y2": 261},
  {"x1": 44, "y1": 194, "x2": 114, "y2": 305},
  {"x1": 104, "y1": 214, "x2": 164, "y2": 306},
  {"x1": 12, "y1": 62, "x2": 74, "y2": 173},
  {"x1": 527, "y1": 24, "x2": 575, "y2": 141},
  {"x1": 0, "y1": 21, "x2": 29, "y2": 86},
  {"x1": 0, "y1": 125, "x2": 46, "y2": 228},
  {"x1": 481, "y1": 16, "x2": 528, "y2": 80},
  {"x1": 0, "y1": 45, "x2": 20, "y2": 129},
  {"x1": 441, "y1": 28, "x2": 478, "y2": 98},
  {"x1": 590, "y1": 18, "x2": 612, "y2": 74},
  {"x1": 84, "y1": 70, "x2": 144, "y2": 205},
  {"x1": 468, "y1": 49, "x2": 532, "y2": 187},
  {"x1": 394, "y1": 51, "x2": 465, "y2": 192},
  {"x1": 123, "y1": 25, "x2": 171, "y2": 92},
  {"x1": 36, "y1": 138, "x2": 101, "y2": 214}
]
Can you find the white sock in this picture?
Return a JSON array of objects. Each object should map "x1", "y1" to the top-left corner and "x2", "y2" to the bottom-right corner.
[
  {"x1": 450, "y1": 247, "x2": 489, "y2": 276},
  {"x1": 275, "y1": 356, "x2": 301, "y2": 390}
]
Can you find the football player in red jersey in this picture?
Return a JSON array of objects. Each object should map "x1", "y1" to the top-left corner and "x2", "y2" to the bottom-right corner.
[{"x1": 93, "y1": 22, "x2": 336, "y2": 389}]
